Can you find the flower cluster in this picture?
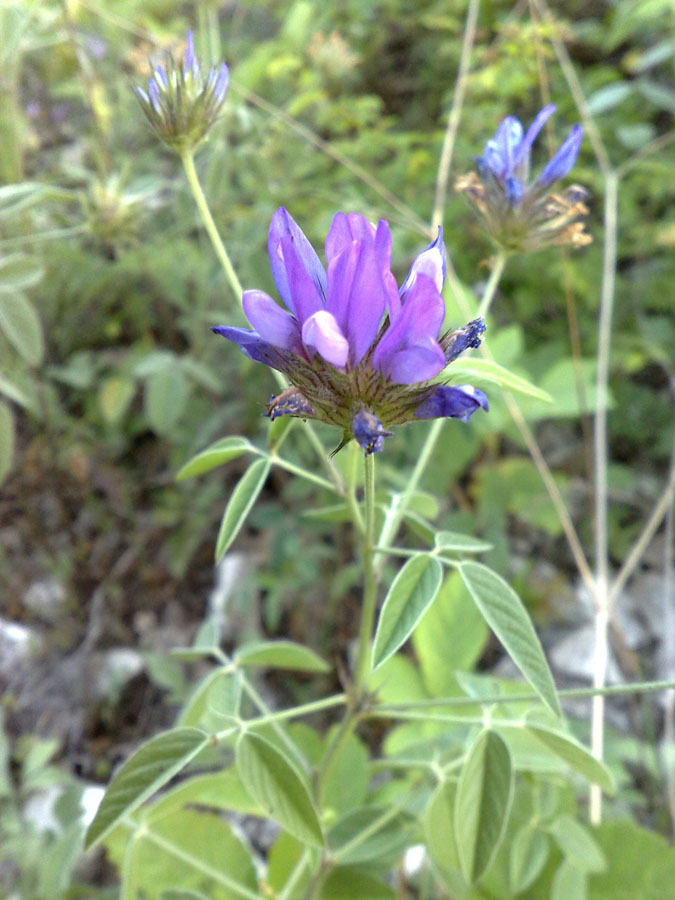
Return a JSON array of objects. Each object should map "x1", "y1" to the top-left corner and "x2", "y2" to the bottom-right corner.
[
  {"x1": 456, "y1": 104, "x2": 591, "y2": 253},
  {"x1": 135, "y1": 31, "x2": 228, "y2": 152},
  {"x1": 213, "y1": 209, "x2": 488, "y2": 454}
]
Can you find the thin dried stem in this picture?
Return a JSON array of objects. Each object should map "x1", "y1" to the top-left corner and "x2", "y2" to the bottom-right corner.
[{"x1": 431, "y1": 0, "x2": 481, "y2": 232}]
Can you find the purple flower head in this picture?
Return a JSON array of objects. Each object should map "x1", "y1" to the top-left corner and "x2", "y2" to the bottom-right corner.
[
  {"x1": 457, "y1": 105, "x2": 591, "y2": 253},
  {"x1": 213, "y1": 209, "x2": 489, "y2": 454},
  {"x1": 134, "y1": 31, "x2": 229, "y2": 152}
]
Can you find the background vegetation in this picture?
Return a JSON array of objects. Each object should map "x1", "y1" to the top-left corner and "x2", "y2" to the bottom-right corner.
[{"x1": 0, "y1": 0, "x2": 673, "y2": 897}]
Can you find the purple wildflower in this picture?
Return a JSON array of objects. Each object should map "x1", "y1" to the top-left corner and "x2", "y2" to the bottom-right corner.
[
  {"x1": 213, "y1": 209, "x2": 488, "y2": 454},
  {"x1": 134, "y1": 31, "x2": 229, "y2": 152},
  {"x1": 456, "y1": 105, "x2": 591, "y2": 253}
]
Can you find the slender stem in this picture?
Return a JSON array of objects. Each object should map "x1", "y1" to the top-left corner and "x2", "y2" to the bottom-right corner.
[
  {"x1": 476, "y1": 251, "x2": 508, "y2": 321},
  {"x1": 180, "y1": 149, "x2": 243, "y2": 301},
  {"x1": 239, "y1": 675, "x2": 310, "y2": 772},
  {"x1": 354, "y1": 452, "x2": 377, "y2": 692},
  {"x1": 375, "y1": 252, "x2": 507, "y2": 569},
  {"x1": 590, "y1": 171, "x2": 618, "y2": 826},
  {"x1": 431, "y1": 0, "x2": 481, "y2": 232},
  {"x1": 373, "y1": 678, "x2": 675, "y2": 712},
  {"x1": 346, "y1": 439, "x2": 365, "y2": 536}
]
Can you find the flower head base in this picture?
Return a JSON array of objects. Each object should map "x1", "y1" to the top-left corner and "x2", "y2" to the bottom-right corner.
[
  {"x1": 135, "y1": 31, "x2": 228, "y2": 153},
  {"x1": 456, "y1": 104, "x2": 591, "y2": 253},
  {"x1": 214, "y1": 209, "x2": 489, "y2": 454}
]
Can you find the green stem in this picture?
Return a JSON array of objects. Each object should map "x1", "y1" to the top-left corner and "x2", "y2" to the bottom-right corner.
[
  {"x1": 354, "y1": 451, "x2": 377, "y2": 692},
  {"x1": 180, "y1": 149, "x2": 243, "y2": 300},
  {"x1": 476, "y1": 251, "x2": 508, "y2": 321}
]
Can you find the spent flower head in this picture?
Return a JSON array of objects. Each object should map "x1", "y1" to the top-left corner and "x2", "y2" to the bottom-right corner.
[
  {"x1": 456, "y1": 104, "x2": 591, "y2": 253},
  {"x1": 134, "y1": 31, "x2": 229, "y2": 153},
  {"x1": 213, "y1": 209, "x2": 488, "y2": 455}
]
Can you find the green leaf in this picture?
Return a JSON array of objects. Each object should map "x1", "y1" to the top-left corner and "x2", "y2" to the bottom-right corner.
[
  {"x1": 122, "y1": 807, "x2": 258, "y2": 900},
  {"x1": 549, "y1": 814, "x2": 607, "y2": 873},
  {"x1": 424, "y1": 781, "x2": 464, "y2": 894},
  {"x1": 551, "y1": 859, "x2": 587, "y2": 900},
  {"x1": 525, "y1": 724, "x2": 615, "y2": 794},
  {"x1": 99, "y1": 376, "x2": 136, "y2": 425},
  {"x1": 0, "y1": 401, "x2": 14, "y2": 485},
  {"x1": 145, "y1": 367, "x2": 189, "y2": 435},
  {"x1": 0, "y1": 292, "x2": 44, "y2": 366},
  {"x1": 372, "y1": 554, "x2": 443, "y2": 670},
  {"x1": 509, "y1": 824, "x2": 550, "y2": 894},
  {"x1": 454, "y1": 730, "x2": 514, "y2": 884},
  {"x1": 215, "y1": 458, "x2": 270, "y2": 561},
  {"x1": 0, "y1": 372, "x2": 36, "y2": 411},
  {"x1": 459, "y1": 562, "x2": 560, "y2": 716},
  {"x1": 0, "y1": 182, "x2": 69, "y2": 219},
  {"x1": 434, "y1": 530, "x2": 493, "y2": 553},
  {"x1": 235, "y1": 640, "x2": 330, "y2": 673},
  {"x1": 176, "y1": 437, "x2": 254, "y2": 480},
  {"x1": 85, "y1": 728, "x2": 208, "y2": 849},
  {"x1": 235, "y1": 732, "x2": 323, "y2": 847},
  {"x1": 327, "y1": 807, "x2": 410, "y2": 865},
  {"x1": 320, "y1": 730, "x2": 369, "y2": 817},
  {"x1": 589, "y1": 820, "x2": 675, "y2": 899},
  {"x1": 448, "y1": 357, "x2": 553, "y2": 403},
  {"x1": 161, "y1": 891, "x2": 211, "y2": 900},
  {"x1": 413, "y1": 571, "x2": 488, "y2": 696},
  {"x1": 319, "y1": 866, "x2": 396, "y2": 899},
  {"x1": 147, "y1": 768, "x2": 260, "y2": 820},
  {"x1": 0, "y1": 254, "x2": 44, "y2": 291}
]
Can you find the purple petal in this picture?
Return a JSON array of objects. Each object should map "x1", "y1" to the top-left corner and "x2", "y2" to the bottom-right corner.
[
  {"x1": 352, "y1": 408, "x2": 392, "y2": 455},
  {"x1": 414, "y1": 384, "x2": 489, "y2": 421},
  {"x1": 513, "y1": 104, "x2": 556, "y2": 168},
  {"x1": 211, "y1": 325, "x2": 286, "y2": 371},
  {"x1": 485, "y1": 116, "x2": 523, "y2": 179},
  {"x1": 399, "y1": 227, "x2": 446, "y2": 302},
  {"x1": 242, "y1": 289, "x2": 302, "y2": 353},
  {"x1": 301, "y1": 310, "x2": 349, "y2": 367},
  {"x1": 135, "y1": 86, "x2": 150, "y2": 104},
  {"x1": 443, "y1": 318, "x2": 486, "y2": 363},
  {"x1": 505, "y1": 176, "x2": 523, "y2": 206},
  {"x1": 267, "y1": 208, "x2": 327, "y2": 319},
  {"x1": 538, "y1": 125, "x2": 583, "y2": 185},
  {"x1": 184, "y1": 30, "x2": 196, "y2": 77},
  {"x1": 388, "y1": 337, "x2": 446, "y2": 385},
  {"x1": 373, "y1": 273, "x2": 445, "y2": 381},
  {"x1": 325, "y1": 213, "x2": 392, "y2": 273},
  {"x1": 214, "y1": 63, "x2": 229, "y2": 104},
  {"x1": 325, "y1": 240, "x2": 387, "y2": 368},
  {"x1": 154, "y1": 64, "x2": 168, "y2": 89},
  {"x1": 148, "y1": 78, "x2": 162, "y2": 113}
]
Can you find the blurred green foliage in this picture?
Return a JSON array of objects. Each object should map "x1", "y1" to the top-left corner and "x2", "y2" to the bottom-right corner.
[{"x1": 0, "y1": 0, "x2": 674, "y2": 896}]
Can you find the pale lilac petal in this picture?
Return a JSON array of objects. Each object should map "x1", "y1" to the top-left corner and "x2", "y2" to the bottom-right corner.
[
  {"x1": 301, "y1": 310, "x2": 349, "y2": 367},
  {"x1": 513, "y1": 104, "x2": 556, "y2": 167},
  {"x1": 399, "y1": 227, "x2": 446, "y2": 301},
  {"x1": 383, "y1": 270, "x2": 401, "y2": 320},
  {"x1": 242, "y1": 289, "x2": 302, "y2": 353},
  {"x1": 388, "y1": 337, "x2": 445, "y2": 385},
  {"x1": 326, "y1": 241, "x2": 387, "y2": 367},
  {"x1": 373, "y1": 273, "x2": 445, "y2": 378},
  {"x1": 414, "y1": 384, "x2": 489, "y2": 421},
  {"x1": 267, "y1": 208, "x2": 327, "y2": 317}
]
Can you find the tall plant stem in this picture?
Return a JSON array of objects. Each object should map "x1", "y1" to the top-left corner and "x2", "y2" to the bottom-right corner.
[
  {"x1": 354, "y1": 452, "x2": 377, "y2": 693},
  {"x1": 180, "y1": 150, "x2": 243, "y2": 301},
  {"x1": 376, "y1": 252, "x2": 507, "y2": 565},
  {"x1": 590, "y1": 171, "x2": 618, "y2": 825}
]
